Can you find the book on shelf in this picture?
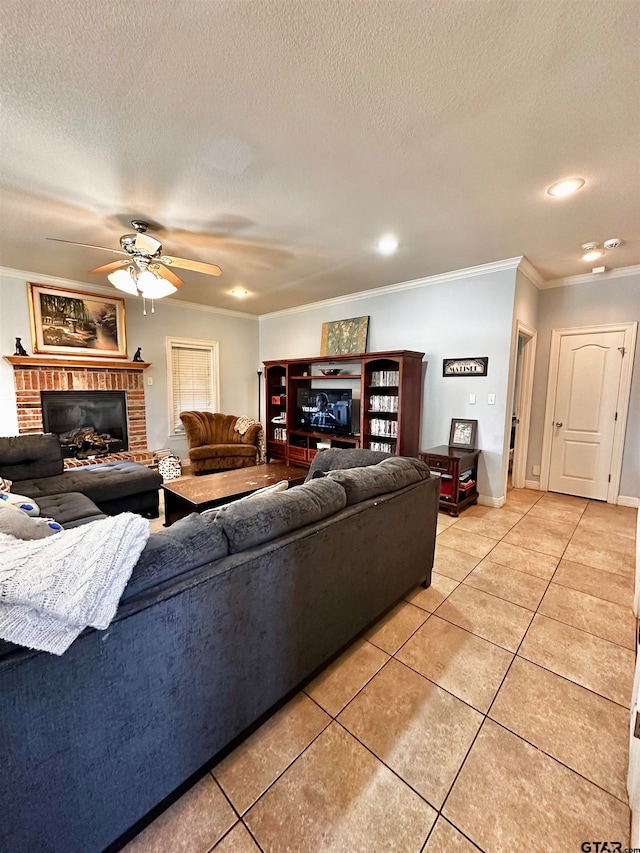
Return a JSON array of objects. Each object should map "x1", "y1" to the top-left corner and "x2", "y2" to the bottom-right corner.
[
  {"x1": 272, "y1": 427, "x2": 287, "y2": 441},
  {"x1": 439, "y1": 479, "x2": 476, "y2": 499}
]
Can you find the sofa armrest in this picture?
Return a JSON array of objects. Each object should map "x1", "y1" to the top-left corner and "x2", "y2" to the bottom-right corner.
[
  {"x1": 238, "y1": 423, "x2": 262, "y2": 446},
  {"x1": 0, "y1": 433, "x2": 64, "y2": 481}
]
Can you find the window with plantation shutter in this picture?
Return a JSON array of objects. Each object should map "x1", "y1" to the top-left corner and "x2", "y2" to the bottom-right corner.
[{"x1": 166, "y1": 338, "x2": 220, "y2": 434}]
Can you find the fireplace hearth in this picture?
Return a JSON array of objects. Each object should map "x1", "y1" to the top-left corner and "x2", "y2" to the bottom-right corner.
[{"x1": 41, "y1": 391, "x2": 128, "y2": 459}]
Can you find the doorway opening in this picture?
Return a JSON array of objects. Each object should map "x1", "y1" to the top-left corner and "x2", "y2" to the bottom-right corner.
[{"x1": 508, "y1": 322, "x2": 537, "y2": 491}]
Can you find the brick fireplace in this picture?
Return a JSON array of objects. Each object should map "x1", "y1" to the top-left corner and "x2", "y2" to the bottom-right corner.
[{"x1": 5, "y1": 357, "x2": 153, "y2": 466}]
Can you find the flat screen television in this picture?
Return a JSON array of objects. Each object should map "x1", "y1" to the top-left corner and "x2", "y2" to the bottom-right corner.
[{"x1": 295, "y1": 388, "x2": 355, "y2": 435}]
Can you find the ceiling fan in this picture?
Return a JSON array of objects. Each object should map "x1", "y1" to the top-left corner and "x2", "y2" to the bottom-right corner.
[{"x1": 48, "y1": 220, "x2": 222, "y2": 301}]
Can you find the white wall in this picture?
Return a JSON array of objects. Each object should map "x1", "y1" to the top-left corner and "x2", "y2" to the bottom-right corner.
[
  {"x1": 527, "y1": 271, "x2": 640, "y2": 498},
  {"x1": 260, "y1": 268, "x2": 518, "y2": 501},
  {"x1": 0, "y1": 272, "x2": 259, "y2": 459},
  {"x1": 513, "y1": 270, "x2": 539, "y2": 331}
]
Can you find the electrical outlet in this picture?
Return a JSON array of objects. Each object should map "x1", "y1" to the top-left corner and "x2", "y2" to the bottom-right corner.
[
  {"x1": 532, "y1": 464, "x2": 541, "y2": 476},
  {"x1": 488, "y1": 393, "x2": 495, "y2": 405},
  {"x1": 469, "y1": 394, "x2": 476, "y2": 405},
  {"x1": 147, "y1": 377, "x2": 153, "y2": 386}
]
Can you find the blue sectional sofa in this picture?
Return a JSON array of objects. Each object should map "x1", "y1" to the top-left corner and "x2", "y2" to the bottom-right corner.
[{"x1": 0, "y1": 451, "x2": 438, "y2": 853}]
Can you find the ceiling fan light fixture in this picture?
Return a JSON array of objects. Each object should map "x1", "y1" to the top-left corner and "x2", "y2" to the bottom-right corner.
[
  {"x1": 136, "y1": 272, "x2": 178, "y2": 299},
  {"x1": 108, "y1": 268, "x2": 138, "y2": 295}
]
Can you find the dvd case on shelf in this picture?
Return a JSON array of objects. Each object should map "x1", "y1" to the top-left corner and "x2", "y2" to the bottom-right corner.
[{"x1": 370, "y1": 370, "x2": 400, "y2": 387}]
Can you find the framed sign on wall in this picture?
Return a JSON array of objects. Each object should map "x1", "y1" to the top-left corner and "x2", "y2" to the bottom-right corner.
[{"x1": 443, "y1": 357, "x2": 488, "y2": 377}]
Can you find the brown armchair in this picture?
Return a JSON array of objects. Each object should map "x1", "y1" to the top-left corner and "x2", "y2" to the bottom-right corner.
[{"x1": 179, "y1": 412, "x2": 262, "y2": 475}]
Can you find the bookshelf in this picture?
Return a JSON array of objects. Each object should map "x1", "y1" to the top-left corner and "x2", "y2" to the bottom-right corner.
[{"x1": 263, "y1": 350, "x2": 424, "y2": 466}]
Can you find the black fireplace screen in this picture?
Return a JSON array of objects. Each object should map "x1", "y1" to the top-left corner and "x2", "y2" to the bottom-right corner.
[{"x1": 41, "y1": 391, "x2": 128, "y2": 458}]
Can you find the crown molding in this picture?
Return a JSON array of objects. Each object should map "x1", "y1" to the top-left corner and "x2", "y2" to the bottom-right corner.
[
  {"x1": 0, "y1": 266, "x2": 258, "y2": 320},
  {"x1": 517, "y1": 257, "x2": 545, "y2": 288},
  {"x1": 541, "y1": 264, "x2": 640, "y2": 289},
  {"x1": 259, "y1": 256, "x2": 523, "y2": 319}
]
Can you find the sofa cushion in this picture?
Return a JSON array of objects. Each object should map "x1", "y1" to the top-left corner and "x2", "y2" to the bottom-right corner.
[
  {"x1": 12, "y1": 461, "x2": 162, "y2": 502},
  {"x1": 201, "y1": 479, "x2": 289, "y2": 518},
  {"x1": 121, "y1": 512, "x2": 229, "y2": 602},
  {"x1": 326, "y1": 457, "x2": 430, "y2": 505},
  {"x1": 0, "y1": 434, "x2": 64, "y2": 481},
  {"x1": 217, "y1": 477, "x2": 347, "y2": 554},
  {"x1": 305, "y1": 448, "x2": 391, "y2": 482},
  {"x1": 36, "y1": 493, "x2": 106, "y2": 528}
]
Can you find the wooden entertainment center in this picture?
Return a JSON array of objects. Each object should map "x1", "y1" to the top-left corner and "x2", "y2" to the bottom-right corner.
[{"x1": 263, "y1": 350, "x2": 424, "y2": 467}]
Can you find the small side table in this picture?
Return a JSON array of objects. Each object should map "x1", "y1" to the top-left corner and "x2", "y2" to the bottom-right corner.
[{"x1": 419, "y1": 445, "x2": 481, "y2": 516}]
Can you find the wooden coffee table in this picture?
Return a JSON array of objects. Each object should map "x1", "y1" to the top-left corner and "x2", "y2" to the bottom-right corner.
[{"x1": 162, "y1": 463, "x2": 308, "y2": 526}]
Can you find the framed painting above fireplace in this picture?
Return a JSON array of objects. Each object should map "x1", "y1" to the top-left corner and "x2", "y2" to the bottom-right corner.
[{"x1": 28, "y1": 283, "x2": 127, "y2": 358}]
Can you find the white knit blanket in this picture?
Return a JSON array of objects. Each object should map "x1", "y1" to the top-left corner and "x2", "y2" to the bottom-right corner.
[
  {"x1": 234, "y1": 415, "x2": 266, "y2": 464},
  {"x1": 0, "y1": 513, "x2": 150, "y2": 655}
]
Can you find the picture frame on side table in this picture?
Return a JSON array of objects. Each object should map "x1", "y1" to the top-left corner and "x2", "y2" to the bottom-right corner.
[
  {"x1": 448, "y1": 418, "x2": 477, "y2": 449},
  {"x1": 28, "y1": 283, "x2": 127, "y2": 358}
]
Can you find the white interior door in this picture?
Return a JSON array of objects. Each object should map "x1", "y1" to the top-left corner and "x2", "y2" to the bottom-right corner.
[{"x1": 548, "y1": 330, "x2": 625, "y2": 499}]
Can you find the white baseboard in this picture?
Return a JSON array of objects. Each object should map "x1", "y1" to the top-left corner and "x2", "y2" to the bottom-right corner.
[
  {"x1": 524, "y1": 480, "x2": 543, "y2": 490},
  {"x1": 618, "y1": 495, "x2": 639, "y2": 508},
  {"x1": 478, "y1": 494, "x2": 506, "y2": 508}
]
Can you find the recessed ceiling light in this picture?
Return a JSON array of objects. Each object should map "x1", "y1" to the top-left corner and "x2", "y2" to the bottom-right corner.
[
  {"x1": 231, "y1": 288, "x2": 248, "y2": 297},
  {"x1": 546, "y1": 177, "x2": 585, "y2": 197},
  {"x1": 377, "y1": 235, "x2": 398, "y2": 255},
  {"x1": 581, "y1": 242, "x2": 603, "y2": 262}
]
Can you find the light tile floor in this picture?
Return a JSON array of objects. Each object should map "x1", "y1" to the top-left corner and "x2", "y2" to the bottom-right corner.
[{"x1": 128, "y1": 489, "x2": 636, "y2": 852}]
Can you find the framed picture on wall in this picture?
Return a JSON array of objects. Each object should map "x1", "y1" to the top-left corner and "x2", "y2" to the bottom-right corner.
[
  {"x1": 449, "y1": 418, "x2": 478, "y2": 449},
  {"x1": 320, "y1": 316, "x2": 369, "y2": 356},
  {"x1": 28, "y1": 283, "x2": 127, "y2": 358}
]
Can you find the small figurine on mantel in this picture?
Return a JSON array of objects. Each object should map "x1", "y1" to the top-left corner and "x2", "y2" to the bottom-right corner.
[
  {"x1": 132, "y1": 347, "x2": 143, "y2": 363},
  {"x1": 14, "y1": 337, "x2": 28, "y2": 356}
]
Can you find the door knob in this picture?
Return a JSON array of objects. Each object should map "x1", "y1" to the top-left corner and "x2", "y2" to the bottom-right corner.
[{"x1": 555, "y1": 421, "x2": 563, "y2": 428}]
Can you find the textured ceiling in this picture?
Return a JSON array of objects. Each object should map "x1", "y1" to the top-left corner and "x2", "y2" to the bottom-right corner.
[{"x1": 1, "y1": 0, "x2": 638, "y2": 314}]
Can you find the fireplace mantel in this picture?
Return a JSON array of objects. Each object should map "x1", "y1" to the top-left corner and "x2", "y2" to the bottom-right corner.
[{"x1": 5, "y1": 356, "x2": 151, "y2": 370}]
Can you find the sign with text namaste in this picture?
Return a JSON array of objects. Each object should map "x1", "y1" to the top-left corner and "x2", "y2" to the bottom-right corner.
[{"x1": 442, "y1": 357, "x2": 489, "y2": 377}]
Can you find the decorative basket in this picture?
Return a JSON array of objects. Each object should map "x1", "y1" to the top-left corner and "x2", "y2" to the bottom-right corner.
[{"x1": 157, "y1": 454, "x2": 182, "y2": 481}]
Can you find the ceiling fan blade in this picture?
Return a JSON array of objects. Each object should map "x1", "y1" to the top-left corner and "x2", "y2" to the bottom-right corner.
[
  {"x1": 152, "y1": 263, "x2": 184, "y2": 288},
  {"x1": 47, "y1": 238, "x2": 129, "y2": 256},
  {"x1": 134, "y1": 233, "x2": 162, "y2": 254},
  {"x1": 89, "y1": 260, "x2": 131, "y2": 275},
  {"x1": 163, "y1": 255, "x2": 222, "y2": 276}
]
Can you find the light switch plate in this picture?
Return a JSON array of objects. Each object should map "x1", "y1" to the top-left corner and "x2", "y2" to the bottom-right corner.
[
  {"x1": 488, "y1": 393, "x2": 496, "y2": 405},
  {"x1": 469, "y1": 394, "x2": 476, "y2": 405}
]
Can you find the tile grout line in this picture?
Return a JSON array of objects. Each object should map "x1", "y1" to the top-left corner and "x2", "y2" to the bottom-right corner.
[
  {"x1": 529, "y1": 608, "x2": 636, "y2": 652},
  {"x1": 217, "y1": 709, "x2": 333, "y2": 820}
]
